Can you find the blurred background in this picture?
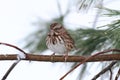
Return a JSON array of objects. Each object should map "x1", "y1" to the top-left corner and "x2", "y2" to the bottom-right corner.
[{"x1": 0, "y1": 0, "x2": 120, "y2": 80}]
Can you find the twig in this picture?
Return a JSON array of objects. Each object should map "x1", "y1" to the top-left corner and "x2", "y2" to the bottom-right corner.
[
  {"x1": 0, "y1": 42, "x2": 27, "y2": 80},
  {"x1": 109, "y1": 68, "x2": 112, "y2": 80},
  {"x1": 2, "y1": 60, "x2": 20, "y2": 80},
  {"x1": 60, "y1": 49, "x2": 120, "y2": 80},
  {"x1": 0, "y1": 42, "x2": 27, "y2": 55},
  {"x1": 115, "y1": 67, "x2": 120, "y2": 80},
  {"x1": 91, "y1": 61, "x2": 117, "y2": 80}
]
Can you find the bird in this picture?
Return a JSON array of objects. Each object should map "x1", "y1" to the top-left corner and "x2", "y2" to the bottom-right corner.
[{"x1": 46, "y1": 23, "x2": 76, "y2": 61}]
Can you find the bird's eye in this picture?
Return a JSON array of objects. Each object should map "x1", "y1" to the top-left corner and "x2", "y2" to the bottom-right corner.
[
  {"x1": 54, "y1": 26, "x2": 62, "y2": 31},
  {"x1": 54, "y1": 28, "x2": 58, "y2": 30}
]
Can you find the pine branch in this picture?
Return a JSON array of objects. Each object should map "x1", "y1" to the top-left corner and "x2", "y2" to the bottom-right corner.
[{"x1": 0, "y1": 54, "x2": 120, "y2": 62}]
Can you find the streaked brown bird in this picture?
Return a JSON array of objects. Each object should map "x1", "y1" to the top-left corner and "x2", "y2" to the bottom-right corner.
[{"x1": 46, "y1": 23, "x2": 76, "y2": 61}]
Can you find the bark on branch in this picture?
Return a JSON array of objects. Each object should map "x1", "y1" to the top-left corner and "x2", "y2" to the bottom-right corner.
[{"x1": 0, "y1": 54, "x2": 120, "y2": 62}]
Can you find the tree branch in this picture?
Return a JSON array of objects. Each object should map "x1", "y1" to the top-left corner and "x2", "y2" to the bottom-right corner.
[
  {"x1": 0, "y1": 42, "x2": 27, "y2": 80},
  {"x1": 60, "y1": 49, "x2": 120, "y2": 80},
  {"x1": 115, "y1": 67, "x2": 120, "y2": 80},
  {"x1": 91, "y1": 61, "x2": 117, "y2": 80},
  {"x1": 0, "y1": 54, "x2": 120, "y2": 62},
  {"x1": 0, "y1": 42, "x2": 120, "y2": 80},
  {"x1": 2, "y1": 60, "x2": 20, "y2": 80}
]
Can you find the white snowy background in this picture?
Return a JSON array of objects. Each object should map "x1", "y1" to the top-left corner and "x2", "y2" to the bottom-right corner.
[{"x1": 0, "y1": 0, "x2": 119, "y2": 80}]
